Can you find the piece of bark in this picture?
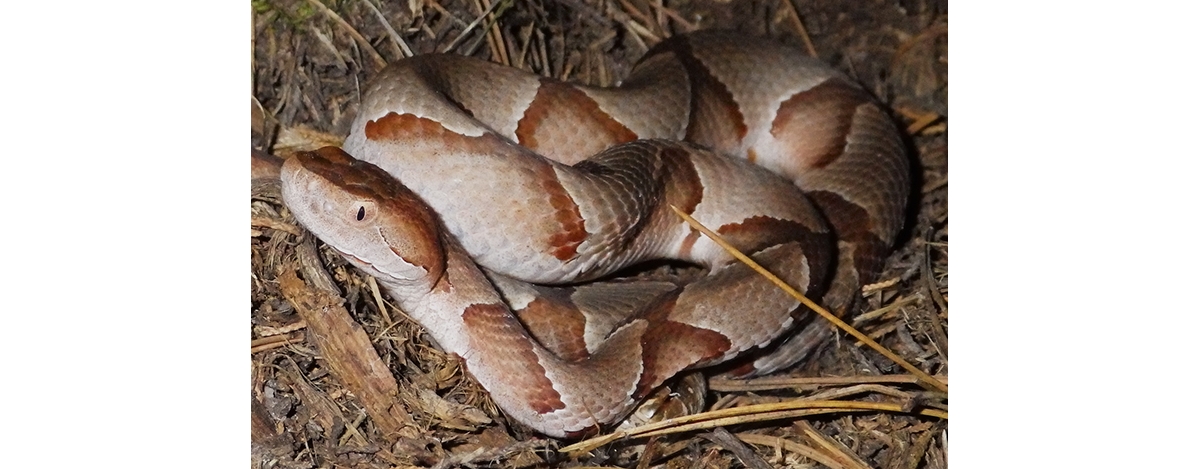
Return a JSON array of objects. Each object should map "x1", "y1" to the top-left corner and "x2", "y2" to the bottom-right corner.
[
  {"x1": 252, "y1": 395, "x2": 300, "y2": 468},
  {"x1": 278, "y1": 267, "x2": 421, "y2": 441}
]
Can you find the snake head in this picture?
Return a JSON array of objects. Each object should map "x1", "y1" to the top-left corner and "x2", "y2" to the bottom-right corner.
[{"x1": 281, "y1": 147, "x2": 446, "y2": 289}]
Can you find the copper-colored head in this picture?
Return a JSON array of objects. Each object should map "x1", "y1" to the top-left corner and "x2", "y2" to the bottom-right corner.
[{"x1": 280, "y1": 147, "x2": 446, "y2": 288}]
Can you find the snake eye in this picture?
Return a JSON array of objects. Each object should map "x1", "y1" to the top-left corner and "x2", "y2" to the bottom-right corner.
[{"x1": 351, "y1": 201, "x2": 377, "y2": 223}]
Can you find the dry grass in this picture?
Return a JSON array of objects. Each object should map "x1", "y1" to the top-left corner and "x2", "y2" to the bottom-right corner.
[{"x1": 251, "y1": 0, "x2": 948, "y2": 467}]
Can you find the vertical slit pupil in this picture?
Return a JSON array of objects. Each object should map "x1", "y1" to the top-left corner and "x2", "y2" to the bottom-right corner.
[{"x1": 357, "y1": 206, "x2": 366, "y2": 221}]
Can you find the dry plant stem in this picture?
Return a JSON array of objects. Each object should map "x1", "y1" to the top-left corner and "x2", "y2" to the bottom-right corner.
[
  {"x1": 795, "y1": 421, "x2": 872, "y2": 469},
  {"x1": 862, "y1": 276, "x2": 900, "y2": 292},
  {"x1": 303, "y1": 0, "x2": 386, "y2": 69},
  {"x1": 782, "y1": 0, "x2": 819, "y2": 57},
  {"x1": 853, "y1": 295, "x2": 921, "y2": 324},
  {"x1": 710, "y1": 373, "x2": 940, "y2": 392},
  {"x1": 358, "y1": 0, "x2": 413, "y2": 57},
  {"x1": 669, "y1": 205, "x2": 948, "y2": 394},
  {"x1": 891, "y1": 21, "x2": 948, "y2": 70},
  {"x1": 645, "y1": 2, "x2": 697, "y2": 32},
  {"x1": 905, "y1": 426, "x2": 939, "y2": 469},
  {"x1": 737, "y1": 433, "x2": 847, "y2": 469},
  {"x1": 308, "y1": 25, "x2": 349, "y2": 70},
  {"x1": 922, "y1": 233, "x2": 948, "y2": 313},
  {"x1": 439, "y1": 0, "x2": 507, "y2": 54},
  {"x1": 905, "y1": 112, "x2": 941, "y2": 135},
  {"x1": 653, "y1": 0, "x2": 667, "y2": 33},
  {"x1": 618, "y1": 0, "x2": 658, "y2": 36},
  {"x1": 560, "y1": 400, "x2": 947, "y2": 454},
  {"x1": 701, "y1": 427, "x2": 773, "y2": 469},
  {"x1": 628, "y1": 21, "x2": 660, "y2": 43},
  {"x1": 480, "y1": 0, "x2": 510, "y2": 66},
  {"x1": 365, "y1": 275, "x2": 392, "y2": 324},
  {"x1": 337, "y1": 409, "x2": 370, "y2": 446},
  {"x1": 635, "y1": 438, "x2": 661, "y2": 469},
  {"x1": 253, "y1": 320, "x2": 309, "y2": 338},
  {"x1": 807, "y1": 383, "x2": 915, "y2": 402},
  {"x1": 514, "y1": 22, "x2": 535, "y2": 70},
  {"x1": 251, "y1": 216, "x2": 302, "y2": 236},
  {"x1": 250, "y1": 333, "x2": 306, "y2": 354},
  {"x1": 639, "y1": 410, "x2": 852, "y2": 440}
]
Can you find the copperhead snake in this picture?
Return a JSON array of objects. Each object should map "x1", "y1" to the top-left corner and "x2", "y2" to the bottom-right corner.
[{"x1": 277, "y1": 31, "x2": 909, "y2": 438}]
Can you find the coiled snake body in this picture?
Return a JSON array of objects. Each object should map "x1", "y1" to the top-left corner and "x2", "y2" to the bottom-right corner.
[{"x1": 280, "y1": 31, "x2": 909, "y2": 438}]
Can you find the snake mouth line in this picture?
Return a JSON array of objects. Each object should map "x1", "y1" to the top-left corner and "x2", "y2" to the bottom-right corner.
[
  {"x1": 330, "y1": 246, "x2": 377, "y2": 271},
  {"x1": 330, "y1": 245, "x2": 419, "y2": 284}
]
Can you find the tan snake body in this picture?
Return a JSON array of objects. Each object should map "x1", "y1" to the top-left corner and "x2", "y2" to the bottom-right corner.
[{"x1": 279, "y1": 31, "x2": 909, "y2": 438}]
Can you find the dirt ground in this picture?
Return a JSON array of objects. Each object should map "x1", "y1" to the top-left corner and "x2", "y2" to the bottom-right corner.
[{"x1": 251, "y1": 0, "x2": 947, "y2": 467}]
